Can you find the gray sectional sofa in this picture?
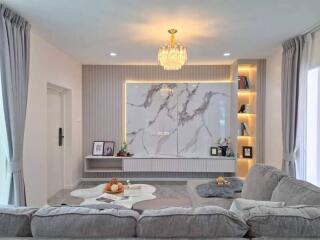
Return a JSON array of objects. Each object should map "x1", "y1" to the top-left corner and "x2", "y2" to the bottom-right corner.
[{"x1": 1, "y1": 164, "x2": 320, "y2": 239}]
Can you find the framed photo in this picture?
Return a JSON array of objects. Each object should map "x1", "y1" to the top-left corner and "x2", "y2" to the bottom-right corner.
[
  {"x1": 103, "y1": 141, "x2": 115, "y2": 156},
  {"x1": 242, "y1": 146, "x2": 253, "y2": 158},
  {"x1": 210, "y1": 147, "x2": 218, "y2": 156},
  {"x1": 92, "y1": 141, "x2": 104, "y2": 156}
]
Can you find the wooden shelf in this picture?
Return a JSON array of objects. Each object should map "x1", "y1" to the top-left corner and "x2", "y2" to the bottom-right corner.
[
  {"x1": 84, "y1": 156, "x2": 236, "y2": 173},
  {"x1": 237, "y1": 136, "x2": 255, "y2": 139},
  {"x1": 85, "y1": 168, "x2": 123, "y2": 173},
  {"x1": 237, "y1": 113, "x2": 256, "y2": 116},
  {"x1": 237, "y1": 89, "x2": 256, "y2": 93},
  {"x1": 85, "y1": 155, "x2": 236, "y2": 160},
  {"x1": 237, "y1": 158, "x2": 254, "y2": 161}
]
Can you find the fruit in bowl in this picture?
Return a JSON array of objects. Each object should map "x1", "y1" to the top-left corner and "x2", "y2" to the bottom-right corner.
[{"x1": 103, "y1": 178, "x2": 124, "y2": 193}]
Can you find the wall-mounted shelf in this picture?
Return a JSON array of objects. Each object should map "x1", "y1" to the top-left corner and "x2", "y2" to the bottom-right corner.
[
  {"x1": 237, "y1": 113, "x2": 256, "y2": 117},
  {"x1": 237, "y1": 89, "x2": 256, "y2": 94},
  {"x1": 237, "y1": 136, "x2": 256, "y2": 139},
  {"x1": 84, "y1": 155, "x2": 236, "y2": 173}
]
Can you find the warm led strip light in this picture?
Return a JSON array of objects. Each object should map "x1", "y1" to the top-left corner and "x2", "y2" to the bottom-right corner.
[{"x1": 125, "y1": 80, "x2": 234, "y2": 84}]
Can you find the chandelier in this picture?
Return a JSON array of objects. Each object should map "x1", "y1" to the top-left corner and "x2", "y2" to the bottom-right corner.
[{"x1": 158, "y1": 29, "x2": 187, "y2": 70}]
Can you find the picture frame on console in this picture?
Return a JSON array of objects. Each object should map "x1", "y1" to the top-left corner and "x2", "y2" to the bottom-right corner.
[
  {"x1": 92, "y1": 141, "x2": 104, "y2": 156},
  {"x1": 103, "y1": 141, "x2": 115, "y2": 156},
  {"x1": 242, "y1": 146, "x2": 253, "y2": 158},
  {"x1": 210, "y1": 147, "x2": 218, "y2": 156}
]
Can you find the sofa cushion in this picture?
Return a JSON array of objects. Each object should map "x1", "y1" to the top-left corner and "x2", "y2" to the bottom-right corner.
[
  {"x1": 0, "y1": 206, "x2": 38, "y2": 237},
  {"x1": 230, "y1": 198, "x2": 285, "y2": 216},
  {"x1": 1, "y1": 238, "x2": 248, "y2": 240},
  {"x1": 31, "y1": 206, "x2": 139, "y2": 238},
  {"x1": 241, "y1": 164, "x2": 287, "y2": 200},
  {"x1": 136, "y1": 206, "x2": 248, "y2": 238},
  {"x1": 271, "y1": 177, "x2": 320, "y2": 205},
  {"x1": 242, "y1": 205, "x2": 320, "y2": 238}
]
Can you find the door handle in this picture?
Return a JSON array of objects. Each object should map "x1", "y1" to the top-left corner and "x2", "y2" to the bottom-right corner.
[{"x1": 59, "y1": 127, "x2": 64, "y2": 146}]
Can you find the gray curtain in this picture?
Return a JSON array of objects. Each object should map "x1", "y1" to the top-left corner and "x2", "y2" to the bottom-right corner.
[
  {"x1": 256, "y1": 59, "x2": 266, "y2": 164},
  {"x1": 0, "y1": 5, "x2": 30, "y2": 206},
  {"x1": 281, "y1": 36, "x2": 303, "y2": 177}
]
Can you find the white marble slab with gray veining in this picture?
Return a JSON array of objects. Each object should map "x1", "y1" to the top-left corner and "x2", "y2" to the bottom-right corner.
[{"x1": 126, "y1": 83, "x2": 231, "y2": 157}]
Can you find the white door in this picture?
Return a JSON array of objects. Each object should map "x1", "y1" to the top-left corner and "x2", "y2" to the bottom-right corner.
[{"x1": 47, "y1": 88, "x2": 64, "y2": 200}]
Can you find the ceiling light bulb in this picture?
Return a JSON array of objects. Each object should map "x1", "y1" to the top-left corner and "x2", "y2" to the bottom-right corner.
[
  {"x1": 223, "y1": 52, "x2": 231, "y2": 57},
  {"x1": 110, "y1": 52, "x2": 117, "y2": 57}
]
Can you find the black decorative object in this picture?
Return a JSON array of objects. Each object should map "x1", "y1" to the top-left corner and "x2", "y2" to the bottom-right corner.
[
  {"x1": 216, "y1": 137, "x2": 232, "y2": 157},
  {"x1": 219, "y1": 146, "x2": 228, "y2": 156},
  {"x1": 238, "y1": 104, "x2": 246, "y2": 113}
]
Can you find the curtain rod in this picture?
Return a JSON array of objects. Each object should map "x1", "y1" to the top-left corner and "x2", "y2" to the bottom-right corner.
[{"x1": 302, "y1": 22, "x2": 320, "y2": 35}]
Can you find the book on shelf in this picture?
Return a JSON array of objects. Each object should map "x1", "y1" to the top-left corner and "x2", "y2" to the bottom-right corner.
[{"x1": 237, "y1": 76, "x2": 251, "y2": 89}]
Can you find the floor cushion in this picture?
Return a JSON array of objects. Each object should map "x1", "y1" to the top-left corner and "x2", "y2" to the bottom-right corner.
[
  {"x1": 271, "y1": 176, "x2": 320, "y2": 205},
  {"x1": 241, "y1": 164, "x2": 287, "y2": 200},
  {"x1": 187, "y1": 179, "x2": 240, "y2": 209},
  {"x1": 136, "y1": 206, "x2": 248, "y2": 238},
  {"x1": 196, "y1": 177, "x2": 243, "y2": 198}
]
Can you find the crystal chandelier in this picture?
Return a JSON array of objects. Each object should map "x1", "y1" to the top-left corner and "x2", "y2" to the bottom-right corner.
[{"x1": 158, "y1": 29, "x2": 187, "y2": 70}]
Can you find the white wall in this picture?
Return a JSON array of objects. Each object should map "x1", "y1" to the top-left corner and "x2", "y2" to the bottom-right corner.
[
  {"x1": 264, "y1": 47, "x2": 283, "y2": 169},
  {"x1": 23, "y1": 32, "x2": 82, "y2": 207}
]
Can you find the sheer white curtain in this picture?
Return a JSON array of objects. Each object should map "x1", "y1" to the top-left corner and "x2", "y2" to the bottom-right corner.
[
  {"x1": 305, "y1": 67, "x2": 320, "y2": 186},
  {"x1": 297, "y1": 31, "x2": 320, "y2": 186},
  {"x1": 0, "y1": 69, "x2": 10, "y2": 204},
  {"x1": 296, "y1": 33, "x2": 313, "y2": 180}
]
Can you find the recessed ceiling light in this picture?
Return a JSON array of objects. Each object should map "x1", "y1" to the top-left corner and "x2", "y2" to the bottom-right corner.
[
  {"x1": 110, "y1": 52, "x2": 117, "y2": 57},
  {"x1": 223, "y1": 52, "x2": 231, "y2": 57}
]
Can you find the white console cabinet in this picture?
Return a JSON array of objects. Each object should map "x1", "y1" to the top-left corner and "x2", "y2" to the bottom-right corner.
[{"x1": 84, "y1": 156, "x2": 236, "y2": 173}]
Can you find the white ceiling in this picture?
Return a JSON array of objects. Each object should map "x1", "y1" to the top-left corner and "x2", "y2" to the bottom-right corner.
[{"x1": 3, "y1": 0, "x2": 320, "y2": 64}]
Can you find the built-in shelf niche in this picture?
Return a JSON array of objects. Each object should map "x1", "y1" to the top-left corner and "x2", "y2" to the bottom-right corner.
[{"x1": 235, "y1": 63, "x2": 258, "y2": 178}]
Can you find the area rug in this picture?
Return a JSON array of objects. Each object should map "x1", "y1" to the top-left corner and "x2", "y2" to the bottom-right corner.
[
  {"x1": 70, "y1": 184, "x2": 156, "y2": 209},
  {"x1": 196, "y1": 177, "x2": 243, "y2": 198}
]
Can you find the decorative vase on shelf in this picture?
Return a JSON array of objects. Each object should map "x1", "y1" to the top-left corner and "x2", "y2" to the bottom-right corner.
[{"x1": 219, "y1": 146, "x2": 228, "y2": 156}]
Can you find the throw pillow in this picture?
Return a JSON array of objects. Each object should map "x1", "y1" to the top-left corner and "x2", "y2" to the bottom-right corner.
[{"x1": 230, "y1": 198, "x2": 285, "y2": 216}]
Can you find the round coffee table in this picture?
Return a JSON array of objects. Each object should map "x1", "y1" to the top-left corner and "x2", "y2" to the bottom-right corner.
[{"x1": 70, "y1": 184, "x2": 156, "y2": 209}]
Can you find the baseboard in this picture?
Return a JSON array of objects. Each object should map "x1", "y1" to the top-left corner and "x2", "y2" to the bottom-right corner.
[{"x1": 64, "y1": 179, "x2": 81, "y2": 189}]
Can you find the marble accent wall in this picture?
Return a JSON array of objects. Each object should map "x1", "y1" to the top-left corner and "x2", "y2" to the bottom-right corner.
[{"x1": 126, "y1": 82, "x2": 231, "y2": 157}]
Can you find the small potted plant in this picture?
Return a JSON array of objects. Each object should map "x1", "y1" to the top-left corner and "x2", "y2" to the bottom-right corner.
[
  {"x1": 216, "y1": 137, "x2": 231, "y2": 156},
  {"x1": 116, "y1": 142, "x2": 133, "y2": 157}
]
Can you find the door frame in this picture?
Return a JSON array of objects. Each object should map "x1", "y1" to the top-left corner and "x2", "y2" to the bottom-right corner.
[{"x1": 46, "y1": 83, "x2": 72, "y2": 197}]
